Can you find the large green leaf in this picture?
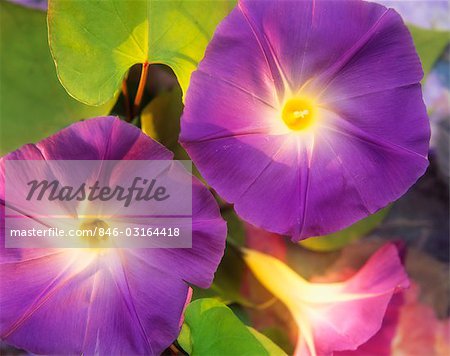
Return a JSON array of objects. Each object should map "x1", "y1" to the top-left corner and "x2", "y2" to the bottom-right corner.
[
  {"x1": 48, "y1": 0, "x2": 235, "y2": 105},
  {"x1": 178, "y1": 298, "x2": 286, "y2": 355},
  {"x1": 300, "y1": 207, "x2": 390, "y2": 252},
  {"x1": 0, "y1": 2, "x2": 112, "y2": 154},
  {"x1": 408, "y1": 25, "x2": 449, "y2": 79}
]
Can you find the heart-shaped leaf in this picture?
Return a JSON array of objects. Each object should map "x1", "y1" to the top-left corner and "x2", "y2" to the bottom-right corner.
[
  {"x1": 48, "y1": 0, "x2": 236, "y2": 105},
  {"x1": 178, "y1": 298, "x2": 286, "y2": 355}
]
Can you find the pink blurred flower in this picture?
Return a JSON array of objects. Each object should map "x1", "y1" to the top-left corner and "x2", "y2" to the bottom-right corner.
[
  {"x1": 392, "y1": 283, "x2": 450, "y2": 356},
  {"x1": 243, "y1": 243, "x2": 409, "y2": 355}
]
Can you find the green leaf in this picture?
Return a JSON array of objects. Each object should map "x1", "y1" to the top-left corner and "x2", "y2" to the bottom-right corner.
[
  {"x1": 178, "y1": 298, "x2": 286, "y2": 356},
  {"x1": 300, "y1": 207, "x2": 390, "y2": 252},
  {"x1": 140, "y1": 85, "x2": 189, "y2": 159},
  {"x1": 248, "y1": 328, "x2": 286, "y2": 356},
  {"x1": 48, "y1": 0, "x2": 235, "y2": 105},
  {"x1": 0, "y1": 2, "x2": 112, "y2": 155},
  {"x1": 408, "y1": 25, "x2": 449, "y2": 79},
  {"x1": 258, "y1": 327, "x2": 294, "y2": 355},
  {"x1": 223, "y1": 209, "x2": 246, "y2": 247}
]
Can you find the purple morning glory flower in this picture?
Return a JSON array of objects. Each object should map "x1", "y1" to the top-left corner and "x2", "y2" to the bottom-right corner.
[
  {"x1": 180, "y1": 0, "x2": 430, "y2": 240},
  {"x1": 0, "y1": 117, "x2": 226, "y2": 354}
]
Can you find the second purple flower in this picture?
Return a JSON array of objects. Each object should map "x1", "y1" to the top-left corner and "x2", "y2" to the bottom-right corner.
[{"x1": 180, "y1": 0, "x2": 430, "y2": 240}]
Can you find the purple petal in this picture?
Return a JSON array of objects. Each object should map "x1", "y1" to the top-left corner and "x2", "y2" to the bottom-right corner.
[
  {"x1": 237, "y1": 0, "x2": 389, "y2": 93},
  {"x1": 314, "y1": 8, "x2": 423, "y2": 103},
  {"x1": 0, "y1": 117, "x2": 226, "y2": 354},
  {"x1": 1, "y1": 251, "x2": 190, "y2": 354},
  {"x1": 181, "y1": 0, "x2": 430, "y2": 240},
  {"x1": 30, "y1": 116, "x2": 171, "y2": 161},
  {"x1": 122, "y1": 175, "x2": 227, "y2": 289}
]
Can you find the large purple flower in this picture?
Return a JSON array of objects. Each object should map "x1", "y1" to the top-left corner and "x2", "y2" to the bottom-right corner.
[
  {"x1": 180, "y1": 0, "x2": 430, "y2": 240},
  {"x1": 0, "y1": 117, "x2": 226, "y2": 354}
]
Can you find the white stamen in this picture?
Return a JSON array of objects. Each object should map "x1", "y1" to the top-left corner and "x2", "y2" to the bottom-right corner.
[{"x1": 293, "y1": 109, "x2": 309, "y2": 119}]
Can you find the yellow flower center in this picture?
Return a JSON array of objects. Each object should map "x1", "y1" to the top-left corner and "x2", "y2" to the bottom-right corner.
[
  {"x1": 281, "y1": 97, "x2": 316, "y2": 131},
  {"x1": 78, "y1": 218, "x2": 110, "y2": 249}
]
